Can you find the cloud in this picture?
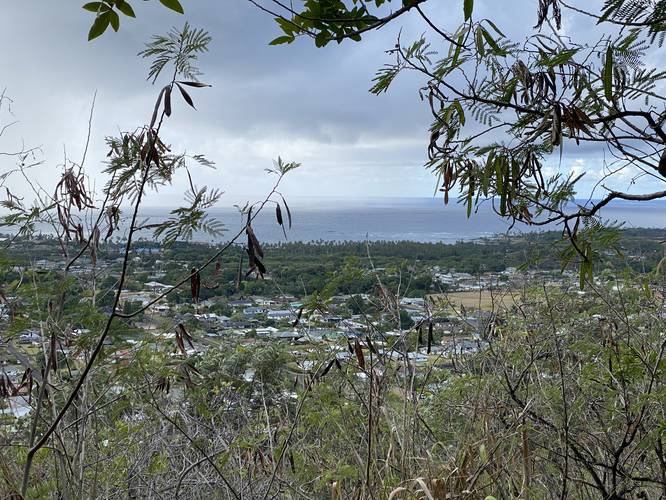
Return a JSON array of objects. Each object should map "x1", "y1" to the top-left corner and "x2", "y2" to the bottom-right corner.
[{"x1": 0, "y1": 0, "x2": 662, "y2": 209}]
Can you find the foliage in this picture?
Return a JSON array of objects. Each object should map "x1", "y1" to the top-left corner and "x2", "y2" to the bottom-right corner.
[
  {"x1": 4, "y1": 2, "x2": 666, "y2": 498},
  {"x1": 139, "y1": 22, "x2": 211, "y2": 83},
  {"x1": 0, "y1": 20, "x2": 298, "y2": 497},
  {"x1": 263, "y1": 0, "x2": 666, "y2": 286},
  {"x1": 83, "y1": 0, "x2": 184, "y2": 40}
]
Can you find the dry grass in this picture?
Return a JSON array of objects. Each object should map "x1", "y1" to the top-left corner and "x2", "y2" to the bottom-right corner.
[{"x1": 427, "y1": 290, "x2": 518, "y2": 311}]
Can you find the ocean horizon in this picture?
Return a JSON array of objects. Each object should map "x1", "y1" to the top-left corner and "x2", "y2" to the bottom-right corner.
[{"x1": 2, "y1": 197, "x2": 665, "y2": 244}]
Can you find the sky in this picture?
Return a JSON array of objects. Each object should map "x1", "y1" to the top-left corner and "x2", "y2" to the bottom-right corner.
[{"x1": 0, "y1": 0, "x2": 663, "y2": 209}]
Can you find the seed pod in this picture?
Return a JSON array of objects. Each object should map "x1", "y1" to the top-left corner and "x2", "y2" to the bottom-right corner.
[
  {"x1": 246, "y1": 225, "x2": 264, "y2": 258},
  {"x1": 427, "y1": 323, "x2": 433, "y2": 354},
  {"x1": 551, "y1": 106, "x2": 561, "y2": 147},
  {"x1": 190, "y1": 268, "x2": 201, "y2": 300},
  {"x1": 354, "y1": 339, "x2": 366, "y2": 370},
  {"x1": 320, "y1": 359, "x2": 336, "y2": 378},
  {"x1": 276, "y1": 204, "x2": 283, "y2": 225}
]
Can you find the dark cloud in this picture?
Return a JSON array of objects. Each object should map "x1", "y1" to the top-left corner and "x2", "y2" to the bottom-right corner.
[{"x1": 0, "y1": 1, "x2": 660, "y2": 208}]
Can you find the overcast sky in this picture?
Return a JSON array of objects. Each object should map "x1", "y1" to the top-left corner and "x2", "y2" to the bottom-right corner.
[{"x1": 0, "y1": 1, "x2": 662, "y2": 208}]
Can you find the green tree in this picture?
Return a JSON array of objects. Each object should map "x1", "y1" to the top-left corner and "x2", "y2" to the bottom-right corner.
[
  {"x1": 399, "y1": 309, "x2": 415, "y2": 329},
  {"x1": 122, "y1": 299, "x2": 144, "y2": 318},
  {"x1": 261, "y1": 0, "x2": 666, "y2": 285}
]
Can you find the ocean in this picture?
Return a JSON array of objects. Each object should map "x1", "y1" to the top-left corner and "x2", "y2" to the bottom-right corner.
[
  {"x1": 2, "y1": 198, "x2": 664, "y2": 244},
  {"x1": 137, "y1": 197, "x2": 666, "y2": 244}
]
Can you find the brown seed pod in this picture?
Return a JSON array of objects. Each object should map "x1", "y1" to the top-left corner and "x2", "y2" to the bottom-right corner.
[
  {"x1": 354, "y1": 339, "x2": 366, "y2": 370},
  {"x1": 190, "y1": 268, "x2": 201, "y2": 300}
]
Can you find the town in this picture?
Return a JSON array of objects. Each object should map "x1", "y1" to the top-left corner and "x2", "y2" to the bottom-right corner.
[{"x1": 2, "y1": 229, "x2": 664, "y2": 421}]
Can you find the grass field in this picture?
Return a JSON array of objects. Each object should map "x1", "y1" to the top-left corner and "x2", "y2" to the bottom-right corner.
[{"x1": 427, "y1": 290, "x2": 518, "y2": 311}]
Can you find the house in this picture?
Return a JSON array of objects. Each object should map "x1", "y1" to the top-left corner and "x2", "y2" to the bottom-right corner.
[
  {"x1": 267, "y1": 310, "x2": 295, "y2": 320},
  {"x1": 379, "y1": 350, "x2": 428, "y2": 364},
  {"x1": 243, "y1": 307, "x2": 267, "y2": 317},
  {"x1": 194, "y1": 312, "x2": 219, "y2": 321},
  {"x1": 229, "y1": 299, "x2": 253, "y2": 308},
  {"x1": 341, "y1": 319, "x2": 368, "y2": 331},
  {"x1": 400, "y1": 297, "x2": 425, "y2": 307},
  {"x1": 409, "y1": 313, "x2": 427, "y2": 323},
  {"x1": 253, "y1": 297, "x2": 277, "y2": 306},
  {"x1": 435, "y1": 272, "x2": 455, "y2": 285},
  {"x1": 256, "y1": 326, "x2": 279, "y2": 337},
  {"x1": 119, "y1": 291, "x2": 152, "y2": 306},
  {"x1": 144, "y1": 281, "x2": 173, "y2": 292},
  {"x1": 407, "y1": 352, "x2": 429, "y2": 363},
  {"x1": 272, "y1": 331, "x2": 303, "y2": 341},
  {"x1": 191, "y1": 314, "x2": 231, "y2": 326},
  {"x1": 331, "y1": 294, "x2": 352, "y2": 304},
  {"x1": 35, "y1": 259, "x2": 58, "y2": 270},
  {"x1": 442, "y1": 339, "x2": 488, "y2": 356},
  {"x1": 225, "y1": 320, "x2": 254, "y2": 329},
  {"x1": 18, "y1": 331, "x2": 41, "y2": 344}
]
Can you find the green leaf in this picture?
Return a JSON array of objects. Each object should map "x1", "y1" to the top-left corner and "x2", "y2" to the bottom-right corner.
[
  {"x1": 159, "y1": 0, "x2": 184, "y2": 14},
  {"x1": 480, "y1": 443, "x2": 488, "y2": 462},
  {"x1": 464, "y1": 0, "x2": 473, "y2": 20},
  {"x1": 115, "y1": 0, "x2": 136, "y2": 17},
  {"x1": 603, "y1": 45, "x2": 613, "y2": 101},
  {"x1": 315, "y1": 32, "x2": 329, "y2": 48},
  {"x1": 88, "y1": 12, "x2": 110, "y2": 40},
  {"x1": 484, "y1": 19, "x2": 505, "y2": 38},
  {"x1": 501, "y1": 78, "x2": 517, "y2": 103},
  {"x1": 83, "y1": 2, "x2": 107, "y2": 12},
  {"x1": 108, "y1": 9, "x2": 120, "y2": 31},
  {"x1": 475, "y1": 27, "x2": 485, "y2": 57},
  {"x1": 466, "y1": 176, "x2": 475, "y2": 218},
  {"x1": 269, "y1": 35, "x2": 295, "y2": 45},
  {"x1": 597, "y1": 0, "x2": 623, "y2": 24},
  {"x1": 275, "y1": 17, "x2": 296, "y2": 35},
  {"x1": 540, "y1": 48, "x2": 579, "y2": 67},
  {"x1": 451, "y1": 32, "x2": 464, "y2": 67},
  {"x1": 480, "y1": 27, "x2": 505, "y2": 55},
  {"x1": 494, "y1": 157, "x2": 504, "y2": 194},
  {"x1": 452, "y1": 99, "x2": 465, "y2": 125}
]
